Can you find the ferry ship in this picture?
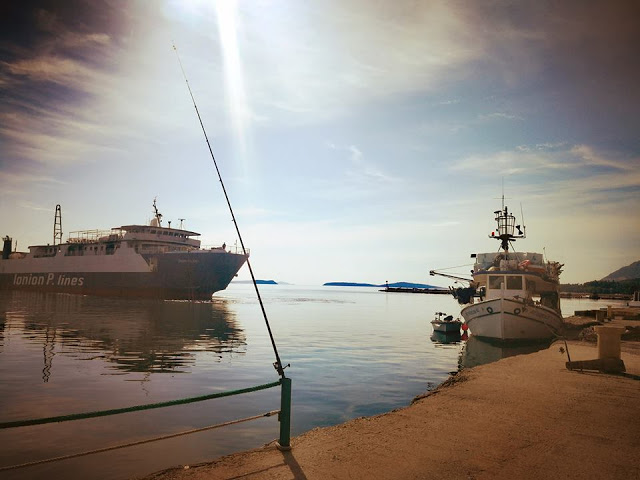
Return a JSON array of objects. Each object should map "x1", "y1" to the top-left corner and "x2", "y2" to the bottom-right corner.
[{"x1": 0, "y1": 201, "x2": 248, "y2": 300}]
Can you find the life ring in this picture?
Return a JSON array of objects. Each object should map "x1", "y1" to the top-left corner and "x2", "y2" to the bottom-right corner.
[
  {"x1": 514, "y1": 308, "x2": 521, "y2": 315},
  {"x1": 486, "y1": 307, "x2": 494, "y2": 314}
]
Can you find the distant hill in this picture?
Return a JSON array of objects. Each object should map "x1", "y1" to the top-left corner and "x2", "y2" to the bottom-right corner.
[
  {"x1": 601, "y1": 261, "x2": 640, "y2": 281},
  {"x1": 233, "y1": 279, "x2": 278, "y2": 285},
  {"x1": 323, "y1": 281, "x2": 441, "y2": 289},
  {"x1": 386, "y1": 281, "x2": 442, "y2": 289},
  {"x1": 561, "y1": 260, "x2": 640, "y2": 295}
]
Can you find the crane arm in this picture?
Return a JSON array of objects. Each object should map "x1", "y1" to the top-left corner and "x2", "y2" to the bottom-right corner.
[{"x1": 429, "y1": 270, "x2": 472, "y2": 283}]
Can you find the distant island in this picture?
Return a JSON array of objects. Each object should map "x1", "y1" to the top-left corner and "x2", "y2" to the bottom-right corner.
[
  {"x1": 324, "y1": 281, "x2": 442, "y2": 289},
  {"x1": 233, "y1": 279, "x2": 278, "y2": 285}
]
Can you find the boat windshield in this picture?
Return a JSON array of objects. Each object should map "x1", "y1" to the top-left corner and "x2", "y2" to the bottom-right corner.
[{"x1": 488, "y1": 275, "x2": 523, "y2": 291}]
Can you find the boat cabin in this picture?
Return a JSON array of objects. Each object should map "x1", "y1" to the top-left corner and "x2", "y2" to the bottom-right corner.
[{"x1": 471, "y1": 251, "x2": 561, "y2": 312}]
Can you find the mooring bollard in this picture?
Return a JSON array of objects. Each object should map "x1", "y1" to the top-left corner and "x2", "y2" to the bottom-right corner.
[
  {"x1": 277, "y1": 377, "x2": 292, "y2": 451},
  {"x1": 566, "y1": 326, "x2": 627, "y2": 374},
  {"x1": 594, "y1": 326, "x2": 626, "y2": 360}
]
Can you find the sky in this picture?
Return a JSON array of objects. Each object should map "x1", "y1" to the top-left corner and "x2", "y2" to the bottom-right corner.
[{"x1": 0, "y1": 0, "x2": 639, "y2": 286}]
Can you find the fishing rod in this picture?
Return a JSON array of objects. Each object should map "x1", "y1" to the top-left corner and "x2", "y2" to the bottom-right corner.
[{"x1": 173, "y1": 43, "x2": 288, "y2": 378}]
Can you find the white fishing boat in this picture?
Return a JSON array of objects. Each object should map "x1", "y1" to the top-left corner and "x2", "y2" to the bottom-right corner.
[{"x1": 432, "y1": 203, "x2": 564, "y2": 342}]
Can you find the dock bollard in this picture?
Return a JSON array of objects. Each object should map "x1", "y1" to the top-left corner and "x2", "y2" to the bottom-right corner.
[
  {"x1": 277, "y1": 377, "x2": 292, "y2": 451},
  {"x1": 566, "y1": 326, "x2": 626, "y2": 373},
  {"x1": 594, "y1": 326, "x2": 626, "y2": 360}
]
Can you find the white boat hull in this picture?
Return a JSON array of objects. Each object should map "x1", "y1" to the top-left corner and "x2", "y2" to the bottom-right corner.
[{"x1": 461, "y1": 298, "x2": 563, "y2": 341}]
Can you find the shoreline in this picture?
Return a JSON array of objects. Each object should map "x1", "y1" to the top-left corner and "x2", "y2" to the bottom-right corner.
[{"x1": 139, "y1": 333, "x2": 640, "y2": 480}]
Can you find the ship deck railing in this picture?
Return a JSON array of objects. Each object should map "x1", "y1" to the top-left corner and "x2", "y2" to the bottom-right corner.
[
  {"x1": 202, "y1": 244, "x2": 250, "y2": 255},
  {"x1": 67, "y1": 229, "x2": 123, "y2": 243}
]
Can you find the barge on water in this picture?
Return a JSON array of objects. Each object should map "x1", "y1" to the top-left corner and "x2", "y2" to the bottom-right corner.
[{"x1": 0, "y1": 201, "x2": 248, "y2": 300}]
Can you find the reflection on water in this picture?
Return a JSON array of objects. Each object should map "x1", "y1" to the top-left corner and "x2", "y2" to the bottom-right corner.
[
  {"x1": 5, "y1": 285, "x2": 556, "y2": 480},
  {"x1": 459, "y1": 335, "x2": 552, "y2": 369},
  {"x1": 0, "y1": 291, "x2": 246, "y2": 379}
]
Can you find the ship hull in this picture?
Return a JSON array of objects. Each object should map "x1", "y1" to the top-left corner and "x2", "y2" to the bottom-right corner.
[
  {"x1": 461, "y1": 297, "x2": 563, "y2": 341},
  {"x1": 0, "y1": 250, "x2": 247, "y2": 300}
]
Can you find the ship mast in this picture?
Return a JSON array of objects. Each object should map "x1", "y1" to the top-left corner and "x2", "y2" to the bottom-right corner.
[
  {"x1": 490, "y1": 202, "x2": 525, "y2": 255},
  {"x1": 152, "y1": 198, "x2": 163, "y2": 227},
  {"x1": 53, "y1": 205, "x2": 63, "y2": 246}
]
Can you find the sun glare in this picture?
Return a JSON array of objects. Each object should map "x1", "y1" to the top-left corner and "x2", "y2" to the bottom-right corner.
[{"x1": 216, "y1": 0, "x2": 250, "y2": 166}]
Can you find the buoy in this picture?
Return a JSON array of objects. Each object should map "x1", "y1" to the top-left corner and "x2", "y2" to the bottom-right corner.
[{"x1": 461, "y1": 323, "x2": 469, "y2": 331}]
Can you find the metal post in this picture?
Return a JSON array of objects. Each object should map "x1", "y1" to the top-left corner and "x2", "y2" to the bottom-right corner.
[{"x1": 277, "y1": 377, "x2": 292, "y2": 451}]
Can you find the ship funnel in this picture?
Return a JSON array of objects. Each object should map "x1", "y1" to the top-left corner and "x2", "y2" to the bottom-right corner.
[{"x1": 3, "y1": 236, "x2": 12, "y2": 259}]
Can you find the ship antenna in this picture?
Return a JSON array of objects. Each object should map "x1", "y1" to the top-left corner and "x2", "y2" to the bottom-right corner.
[
  {"x1": 173, "y1": 43, "x2": 287, "y2": 378},
  {"x1": 152, "y1": 197, "x2": 163, "y2": 227},
  {"x1": 178, "y1": 218, "x2": 185, "y2": 229},
  {"x1": 520, "y1": 203, "x2": 526, "y2": 237},
  {"x1": 53, "y1": 205, "x2": 63, "y2": 246}
]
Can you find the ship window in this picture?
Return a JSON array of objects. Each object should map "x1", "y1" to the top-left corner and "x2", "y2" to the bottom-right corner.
[
  {"x1": 150, "y1": 230, "x2": 156, "y2": 234},
  {"x1": 506, "y1": 275, "x2": 523, "y2": 290},
  {"x1": 526, "y1": 279, "x2": 537, "y2": 293},
  {"x1": 489, "y1": 275, "x2": 504, "y2": 289}
]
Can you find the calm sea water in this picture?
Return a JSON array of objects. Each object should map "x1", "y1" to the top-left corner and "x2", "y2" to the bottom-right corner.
[{"x1": 0, "y1": 285, "x2": 627, "y2": 479}]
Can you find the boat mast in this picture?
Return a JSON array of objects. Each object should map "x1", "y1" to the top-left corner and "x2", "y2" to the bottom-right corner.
[
  {"x1": 490, "y1": 201, "x2": 525, "y2": 256},
  {"x1": 53, "y1": 205, "x2": 63, "y2": 246},
  {"x1": 152, "y1": 198, "x2": 163, "y2": 227}
]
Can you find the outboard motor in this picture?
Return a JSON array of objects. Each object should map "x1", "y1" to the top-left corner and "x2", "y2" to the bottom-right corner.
[{"x1": 2, "y1": 236, "x2": 12, "y2": 259}]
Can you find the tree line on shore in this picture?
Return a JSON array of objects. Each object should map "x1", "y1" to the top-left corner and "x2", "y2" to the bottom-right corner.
[{"x1": 560, "y1": 278, "x2": 640, "y2": 295}]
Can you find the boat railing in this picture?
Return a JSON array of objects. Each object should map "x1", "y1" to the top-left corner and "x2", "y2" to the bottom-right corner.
[
  {"x1": 67, "y1": 229, "x2": 123, "y2": 243},
  {"x1": 202, "y1": 244, "x2": 249, "y2": 255}
]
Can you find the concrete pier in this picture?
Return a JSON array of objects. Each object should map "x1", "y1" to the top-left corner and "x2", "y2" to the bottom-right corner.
[{"x1": 141, "y1": 341, "x2": 640, "y2": 480}]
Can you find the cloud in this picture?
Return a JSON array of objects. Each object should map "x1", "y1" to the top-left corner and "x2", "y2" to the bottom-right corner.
[
  {"x1": 569, "y1": 145, "x2": 636, "y2": 173},
  {"x1": 478, "y1": 112, "x2": 523, "y2": 122},
  {"x1": 453, "y1": 143, "x2": 636, "y2": 176},
  {"x1": 0, "y1": 170, "x2": 65, "y2": 197},
  {"x1": 5, "y1": 55, "x2": 104, "y2": 89},
  {"x1": 451, "y1": 143, "x2": 640, "y2": 218},
  {"x1": 326, "y1": 142, "x2": 399, "y2": 192},
  {"x1": 230, "y1": 1, "x2": 483, "y2": 123}
]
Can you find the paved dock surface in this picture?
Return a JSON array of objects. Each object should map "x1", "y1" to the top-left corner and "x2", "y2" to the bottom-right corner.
[{"x1": 141, "y1": 341, "x2": 640, "y2": 480}]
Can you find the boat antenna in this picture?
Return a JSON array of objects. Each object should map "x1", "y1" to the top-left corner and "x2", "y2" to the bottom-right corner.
[
  {"x1": 152, "y1": 197, "x2": 163, "y2": 227},
  {"x1": 53, "y1": 205, "x2": 63, "y2": 246},
  {"x1": 173, "y1": 43, "x2": 287, "y2": 378},
  {"x1": 178, "y1": 218, "x2": 185, "y2": 229}
]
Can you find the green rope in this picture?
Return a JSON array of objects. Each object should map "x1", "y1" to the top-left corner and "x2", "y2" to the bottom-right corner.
[
  {"x1": 0, "y1": 380, "x2": 281, "y2": 430},
  {"x1": 0, "y1": 409, "x2": 280, "y2": 472}
]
